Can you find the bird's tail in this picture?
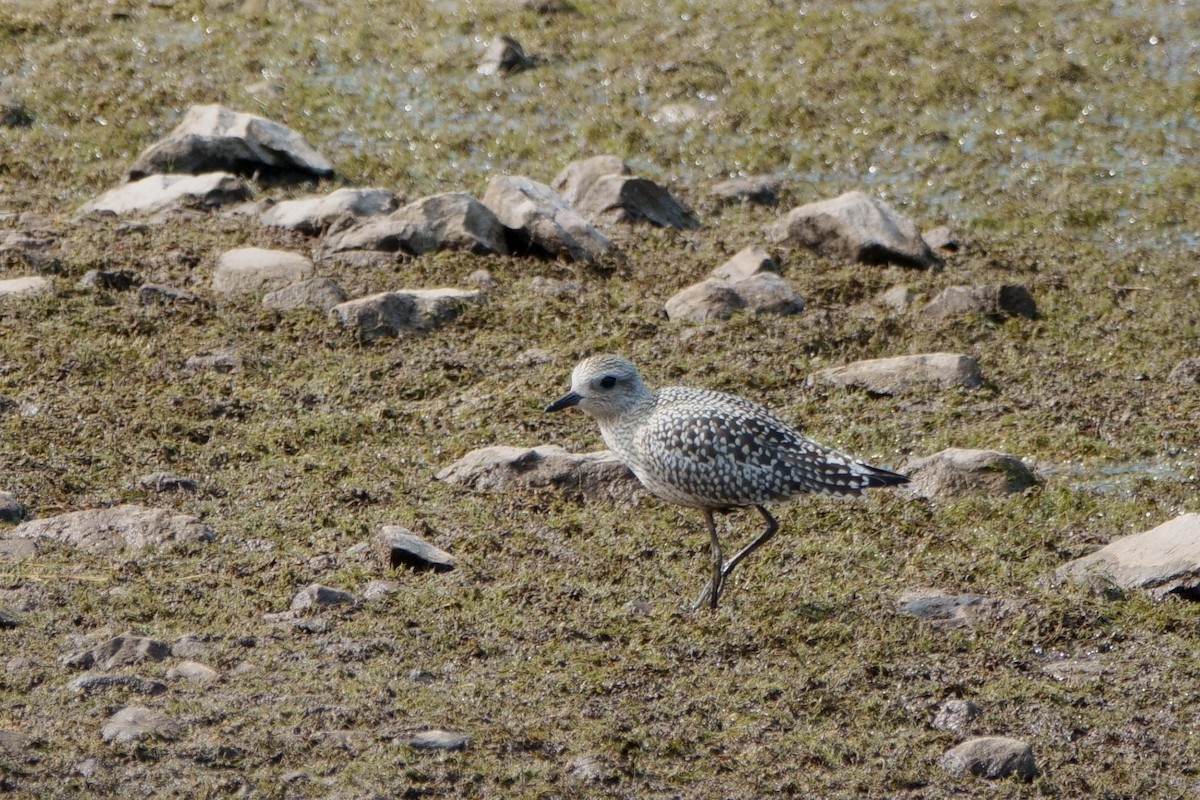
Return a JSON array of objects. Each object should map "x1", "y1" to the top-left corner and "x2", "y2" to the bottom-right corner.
[{"x1": 856, "y1": 462, "x2": 909, "y2": 489}]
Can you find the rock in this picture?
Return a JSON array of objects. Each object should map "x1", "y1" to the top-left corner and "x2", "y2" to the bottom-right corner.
[
  {"x1": 1168, "y1": 358, "x2": 1200, "y2": 384},
  {"x1": 183, "y1": 348, "x2": 242, "y2": 374},
  {"x1": 81, "y1": 172, "x2": 252, "y2": 215},
  {"x1": 136, "y1": 472, "x2": 199, "y2": 493},
  {"x1": 932, "y1": 699, "x2": 983, "y2": 732},
  {"x1": 711, "y1": 245, "x2": 780, "y2": 282},
  {"x1": 920, "y1": 284, "x2": 1036, "y2": 321},
  {"x1": 137, "y1": 283, "x2": 201, "y2": 305},
  {"x1": 664, "y1": 279, "x2": 744, "y2": 322},
  {"x1": 0, "y1": 607, "x2": 21, "y2": 628},
  {"x1": 0, "y1": 94, "x2": 33, "y2": 127},
  {"x1": 125, "y1": 104, "x2": 333, "y2": 182},
  {"x1": 573, "y1": 174, "x2": 699, "y2": 229},
  {"x1": 171, "y1": 634, "x2": 210, "y2": 659},
  {"x1": 940, "y1": 737, "x2": 1038, "y2": 781},
  {"x1": 0, "y1": 729, "x2": 35, "y2": 763},
  {"x1": 481, "y1": 175, "x2": 612, "y2": 262},
  {"x1": 729, "y1": 273, "x2": 806, "y2": 316},
  {"x1": 67, "y1": 673, "x2": 168, "y2": 696},
  {"x1": 0, "y1": 491, "x2": 26, "y2": 523},
  {"x1": 478, "y1": 35, "x2": 533, "y2": 75},
  {"x1": 329, "y1": 288, "x2": 485, "y2": 342},
  {"x1": 406, "y1": 729, "x2": 469, "y2": 751},
  {"x1": 923, "y1": 225, "x2": 960, "y2": 254},
  {"x1": 0, "y1": 276, "x2": 50, "y2": 299},
  {"x1": 166, "y1": 660, "x2": 219, "y2": 683},
  {"x1": 1055, "y1": 513, "x2": 1200, "y2": 600},
  {"x1": 814, "y1": 353, "x2": 982, "y2": 395},
  {"x1": 263, "y1": 277, "x2": 348, "y2": 312},
  {"x1": 552, "y1": 155, "x2": 631, "y2": 208},
  {"x1": 212, "y1": 247, "x2": 313, "y2": 295},
  {"x1": 100, "y1": 707, "x2": 183, "y2": 745},
  {"x1": 529, "y1": 276, "x2": 582, "y2": 298},
  {"x1": 567, "y1": 753, "x2": 615, "y2": 784},
  {"x1": 363, "y1": 580, "x2": 401, "y2": 600},
  {"x1": 0, "y1": 539, "x2": 36, "y2": 560},
  {"x1": 710, "y1": 175, "x2": 780, "y2": 206},
  {"x1": 80, "y1": 269, "x2": 141, "y2": 291},
  {"x1": 878, "y1": 285, "x2": 915, "y2": 312},
  {"x1": 63, "y1": 634, "x2": 171, "y2": 670},
  {"x1": 435, "y1": 445, "x2": 641, "y2": 503},
  {"x1": 9, "y1": 505, "x2": 213, "y2": 554},
  {"x1": 904, "y1": 448, "x2": 1037, "y2": 500},
  {"x1": 322, "y1": 192, "x2": 509, "y2": 257},
  {"x1": 897, "y1": 589, "x2": 1013, "y2": 628},
  {"x1": 290, "y1": 584, "x2": 356, "y2": 612},
  {"x1": 771, "y1": 190, "x2": 938, "y2": 269},
  {"x1": 468, "y1": 269, "x2": 497, "y2": 291},
  {"x1": 260, "y1": 187, "x2": 398, "y2": 233},
  {"x1": 374, "y1": 526, "x2": 455, "y2": 572}
]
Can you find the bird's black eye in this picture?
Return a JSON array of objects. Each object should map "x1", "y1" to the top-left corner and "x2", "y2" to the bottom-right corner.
[{"x1": 600, "y1": 375, "x2": 617, "y2": 389}]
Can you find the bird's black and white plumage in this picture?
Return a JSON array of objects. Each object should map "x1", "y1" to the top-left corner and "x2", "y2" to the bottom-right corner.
[{"x1": 546, "y1": 354, "x2": 908, "y2": 609}]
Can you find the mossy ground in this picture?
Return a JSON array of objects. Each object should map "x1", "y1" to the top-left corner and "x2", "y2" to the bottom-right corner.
[{"x1": 2, "y1": 0, "x2": 1199, "y2": 797}]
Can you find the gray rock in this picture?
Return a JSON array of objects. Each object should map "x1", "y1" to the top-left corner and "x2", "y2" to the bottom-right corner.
[
  {"x1": 101, "y1": 707, "x2": 183, "y2": 745},
  {"x1": 920, "y1": 284, "x2": 1036, "y2": 321},
  {"x1": 573, "y1": 174, "x2": 699, "y2": 229},
  {"x1": 137, "y1": 283, "x2": 201, "y2": 305},
  {"x1": 435, "y1": 445, "x2": 641, "y2": 503},
  {"x1": 0, "y1": 539, "x2": 36, "y2": 560},
  {"x1": 710, "y1": 175, "x2": 780, "y2": 206},
  {"x1": 171, "y1": 634, "x2": 210, "y2": 659},
  {"x1": 260, "y1": 187, "x2": 398, "y2": 233},
  {"x1": 81, "y1": 172, "x2": 252, "y2": 215},
  {"x1": 771, "y1": 190, "x2": 938, "y2": 269},
  {"x1": 406, "y1": 729, "x2": 469, "y2": 751},
  {"x1": 0, "y1": 729, "x2": 35, "y2": 762},
  {"x1": 814, "y1": 353, "x2": 982, "y2": 395},
  {"x1": 322, "y1": 192, "x2": 509, "y2": 257},
  {"x1": 363, "y1": 580, "x2": 401, "y2": 600},
  {"x1": 0, "y1": 607, "x2": 21, "y2": 628},
  {"x1": 729, "y1": 272, "x2": 806, "y2": 316},
  {"x1": 940, "y1": 736, "x2": 1037, "y2": 781},
  {"x1": 183, "y1": 348, "x2": 242, "y2": 374},
  {"x1": 529, "y1": 276, "x2": 582, "y2": 298},
  {"x1": 905, "y1": 448, "x2": 1037, "y2": 501},
  {"x1": 67, "y1": 673, "x2": 168, "y2": 696},
  {"x1": 125, "y1": 104, "x2": 333, "y2": 181},
  {"x1": 10, "y1": 505, "x2": 213, "y2": 554},
  {"x1": 932, "y1": 699, "x2": 983, "y2": 732},
  {"x1": 923, "y1": 225, "x2": 961, "y2": 254},
  {"x1": 0, "y1": 396, "x2": 16, "y2": 416},
  {"x1": 166, "y1": 660, "x2": 219, "y2": 683},
  {"x1": 878, "y1": 285, "x2": 915, "y2": 312},
  {"x1": 1055, "y1": 513, "x2": 1200, "y2": 600},
  {"x1": 290, "y1": 584, "x2": 356, "y2": 612},
  {"x1": 136, "y1": 472, "x2": 199, "y2": 493},
  {"x1": 481, "y1": 174, "x2": 612, "y2": 262},
  {"x1": 0, "y1": 276, "x2": 50, "y2": 299},
  {"x1": 567, "y1": 753, "x2": 616, "y2": 784},
  {"x1": 664, "y1": 279, "x2": 744, "y2": 322},
  {"x1": 263, "y1": 277, "x2": 348, "y2": 312},
  {"x1": 1168, "y1": 357, "x2": 1200, "y2": 384},
  {"x1": 478, "y1": 35, "x2": 533, "y2": 75},
  {"x1": 329, "y1": 288, "x2": 485, "y2": 342},
  {"x1": 711, "y1": 245, "x2": 780, "y2": 282},
  {"x1": 898, "y1": 589, "x2": 1013, "y2": 628},
  {"x1": 212, "y1": 247, "x2": 313, "y2": 295},
  {"x1": 552, "y1": 155, "x2": 631, "y2": 208},
  {"x1": 64, "y1": 634, "x2": 171, "y2": 670},
  {"x1": 0, "y1": 491, "x2": 26, "y2": 523},
  {"x1": 374, "y1": 526, "x2": 455, "y2": 572},
  {"x1": 80, "y1": 269, "x2": 141, "y2": 291}
]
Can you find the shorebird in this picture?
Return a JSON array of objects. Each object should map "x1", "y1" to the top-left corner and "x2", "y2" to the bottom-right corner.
[{"x1": 545, "y1": 354, "x2": 909, "y2": 609}]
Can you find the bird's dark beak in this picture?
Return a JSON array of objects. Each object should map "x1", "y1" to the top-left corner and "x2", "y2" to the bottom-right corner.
[{"x1": 544, "y1": 391, "x2": 581, "y2": 413}]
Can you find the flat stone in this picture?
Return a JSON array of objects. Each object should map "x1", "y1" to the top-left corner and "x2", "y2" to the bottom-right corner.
[
  {"x1": 10, "y1": 504, "x2": 213, "y2": 554},
  {"x1": 136, "y1": 472, "x2": 199, "y2": 493},
  {"x1": 406, "y1": 729, "x2": 469, "y2": 751},
  {"x1": 137, "y1": 283, "x2": 201, "y2": 305},
  {"x1": 710, "y1": 175, "x2": 780, "y2": 206},
  {"x1": 711, "y1": 245, "x2": 780, "y2": 282},
  {"x1": 730, "y1": 273, "x2": 805, "y2": 316},
  {"x1": 572, "y1": 174, "x2": 699, "y2": 229},
  {"x1": 374, "y1": 526, "x2": 455, "y2": 572},
  {"x1": 81, "y1": 172, "x2": 252, "y2": 215},
  {"x1": 212, "y1": 247, "x2": 313, "y2": 295},
  {"x1": 363, "y1": 580, "x2": 401, "y2": 600},
  {"x1": 567, "y1": 753, "x2": 616, "y2": 784},
  {"x1": 166, "y1": 660, "x2": 219, "y2": 683},
  {"x1": 435, "y1": 445, "x2": 641, "y2": 503},
  {"x1": 0, "y1": 276, "x2": 50, "y2": 298},
  {"x1": 551, "y1": 155, "x2": 631, "y2": 207},
  {"x1": 814, "y1": 352, "x2": 982, "y2": 395},
  {"x1": 290, "y1": 583, "x2": 356, "y2": 612},
  {"x1": 1055, "y1": 513, "x2": 1200, "y2": 600},
  {"x1": 932, "y1": 699, "x2": 983, "y2": 732},
  {"x1": 529, "y1": 277, "x2": 582, "y2": 298},
  {"x1": 80, "y1": 269, "x2": 141, "y2": 291},
  {"x1": 940, "y1": 736, "x2": 1038, "y2": 781},
  {"x1": 63, "y1": 634, "x2": 171, "y2": 670},
  {"x1": 260, "y1": 187, "x2": 398, "y2": 234},
  {"x1": 904, "y1": 448, "x2": 1037, "y2": 501},
  {"x1": 897, "y1": 589, "x2": 1013, "y2": 628},
  {"x1": 125, "y1": 104, "x2": 333, "y2": 181},
  {"x1": 67, "y1": 673, "x2": 168, "y2": 695},
  {"x1": 481, "y1": 174, "x2": 612, "y2": 262},
  {"x1": 771, "y1": 190, "x2": 938, "y2": 269},
  {"x1": 920, "y1": 284, "x2": 1036, "y2": 321},
  {"x1": 0, "y1": 539, "x2": 36, "y2": 559},
  {"x1": 322, "y1": 192, "x2": 509, "y2": 257},
  {"x1": 183, "y1": 348, "x2": 242, "y2": 374},
  {"x1": 263, "y1": 277, "x2": 348, "y2": 312},
  {"x1": 329, "y1": 288, "x2": 484, "y2": 342},
  {"x1": 0, "y1": 491, "x2": 26, "y2": 523},
  {"x1": 100, "y1": 707, "x2": 183, "y2": 745}
]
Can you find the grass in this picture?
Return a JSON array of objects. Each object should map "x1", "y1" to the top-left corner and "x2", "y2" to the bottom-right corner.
[{"x1": 2, "y1": 0, "x2": 1200, "y2": 797}]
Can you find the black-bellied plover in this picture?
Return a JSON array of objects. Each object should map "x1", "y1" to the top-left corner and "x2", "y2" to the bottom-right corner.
[{"x1": 545, "y1": 354, "x2": 909, "y2": 609}]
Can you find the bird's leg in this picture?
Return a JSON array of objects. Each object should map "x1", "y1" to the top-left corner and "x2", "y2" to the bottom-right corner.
[
  {"x1": 717, "y1": 505, "x2": 779, "y2": 585},
  {"x1": 692, "y1": 509, "x2": 724, "y2": 610}
]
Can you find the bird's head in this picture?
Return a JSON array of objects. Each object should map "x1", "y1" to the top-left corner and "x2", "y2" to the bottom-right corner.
[{"x1": 545, "y1": 354, "x2": 650, "y2": 422}]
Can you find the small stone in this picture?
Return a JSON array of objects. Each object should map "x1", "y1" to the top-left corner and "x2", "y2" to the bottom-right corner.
[
  {"x1": 101, "y1": 707, "x2": 183, "y2": 745},
  {"x1": 710, "y1": 175, "x2": 780, "y2": 206},
  {"x1": 940, "y1": 736, "x2": 1038, "y2": 781},
  {"x1": 552, "y1": 155, "x2": 631, "y2": 207},
  {"x1": 897, "y1": 589, "x2": 1013, "y2": 629},
  {"x1": 0, "y1": 607, "x2": 21, "y2": 628},
  {"x1": 922, "y1": 225, "x2": 960, "y2": 253},
  {"x1": 212, "y1": 247, "x2": 314, "y2": 295},
  {"x1": 138, "y1": 283, "x2": 201, "y2": 305},
  {"x1": 905, "y1": 448, "x2": 1037, "y2": 501},
  {"x1": 374, "y1": 527, "x2": 455, "y2": 572},
  {"x1": 1168, "y1": 358, "x2": 1200, "y2": 384},
  {"x1": 170, "y1": 634, "x2": 210, "y2": 659},
  {"x1": 262, "y1": 277, "x2": 347, "y2": 312},
  {"x1": 166, "y1": 660, "x2": 219, "y2": 683},
  {"x1": 920, "y1": 284, "x2": 1036, "y2": 321},
  {"x1": 363, "y1": 580, "x2": 401, "y2": 600},
  {"x1": 711, "y1": 245, "x2": 780, "y2": 282},
  {"x1": 481, "y1": 174, "x2": 612, "y2": 262},
  {"x1": 0, "y1": 95, "x2": 33, "y2": 127},
  {"x1": 81, "y1": 172, "x2": 252, "y2": 216},
  {"x1": 478, "y1": 35, "x2": 533, "y2": 75},
  {"x1": 329, "y1": 288, "x2": 485, "y2": 342},
  {"x1": 406, "y1": 729, "x2": 469, "y2": 751},
  {"x1": 0, "y1": 729, "x2": 35, "y2": 762},
  {"x1": 0, "y1": 491, "x2": 26, "y2": 523},
  {"x1": 436, "y1": 445, "x2": 641, "y2": 503},
  {"x1": 290, "y1": 584, "x2": 356, "y2": 612},
  {"x1": 322, "y1": 192, "x2": 509, "y2": 257},
  {"x1": 771, "y1": 190, "x2": 937, "y2": 269},
  {"x1": 468, "y1": 269, "x2": 497, "y2": 291},
  {"x1": 529, "y1": 276, "x2": 582, "y2": 298},
  {"x1": 932, "y1": 699, "x2": 983, "y2": 732},
  {"x1": 67, "y1": 673, "x2": 168, "y2": 695},
  {"x1": 80, "y1": 269, "x2": 141, "y2": 291},
  {"x1": 75, "y1": 757, "x2": 100, "y2": 777},
  {"x1": 63, "y1": 634, "x2": 171, "y2": 670},
  {"x1": 260, "y1": 187, "x2": 398, "y2": 234},
  {"x1": 878, "y1": 285, "x2": 915, "y2": 312},
  {"x1": 572, "y1": 174, "x2": 699, "y2": 229},
  {"x1": 814, "y1": 353, "x2": 982, "y2": 395},
  {"x1": 567, "y1": 753, "x2": 615, "y2": 784},
  {"x1": 664, "y1": 279, "x2": 744, "y2": 322},
  {"x1": 183, "y1": 348, "x2": 242, "y2": 374}
]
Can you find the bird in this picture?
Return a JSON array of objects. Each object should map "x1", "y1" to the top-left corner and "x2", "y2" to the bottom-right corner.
[{"x1": 545, "y1": 354, "x2": 909, "y2": 609}]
